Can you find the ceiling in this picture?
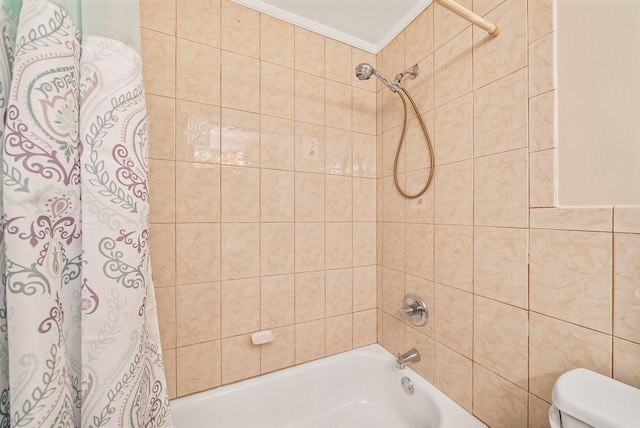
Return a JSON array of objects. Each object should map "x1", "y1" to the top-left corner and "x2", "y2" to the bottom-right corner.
[{"x1": 230, "y1": 0, "x2": 433, "y2": 54}]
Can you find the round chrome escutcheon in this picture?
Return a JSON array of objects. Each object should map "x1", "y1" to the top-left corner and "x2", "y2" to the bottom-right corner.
[{"x1": 401, "y1": 376, "x2": 414, "y2": 394}]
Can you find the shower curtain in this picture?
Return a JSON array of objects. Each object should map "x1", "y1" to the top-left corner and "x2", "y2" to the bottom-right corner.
[{"x1": 0, "y1": 0, "x2": 173, "y2": 426}]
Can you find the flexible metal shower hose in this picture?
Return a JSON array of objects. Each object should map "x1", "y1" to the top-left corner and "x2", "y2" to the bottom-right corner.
[{"x1": 392, "y1": 87, "x2": 435, "y2": 199}]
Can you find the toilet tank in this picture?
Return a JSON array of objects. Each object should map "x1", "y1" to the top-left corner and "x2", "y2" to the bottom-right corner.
[{"x1": 552, "y1": 368, "x2": 640, "y2": 428}]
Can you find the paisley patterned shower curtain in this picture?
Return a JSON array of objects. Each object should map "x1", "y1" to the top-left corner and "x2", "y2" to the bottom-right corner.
[{"x1": 0, "y1": 0, "x2": 173, "y2": 426}]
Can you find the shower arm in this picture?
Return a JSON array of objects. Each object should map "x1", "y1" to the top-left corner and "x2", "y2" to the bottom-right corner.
[{"x1": 434, "y1": 0, "x2": 501, "y2": 37}]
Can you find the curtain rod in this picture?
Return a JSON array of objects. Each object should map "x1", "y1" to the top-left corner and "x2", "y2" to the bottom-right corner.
[{"x1": 434, "y1": 0, "x2": 501, "y2": 37}]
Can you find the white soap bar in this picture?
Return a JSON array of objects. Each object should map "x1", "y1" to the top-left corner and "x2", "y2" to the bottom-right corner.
[{"x1": 251, "y1": 330, "x2": 274, "y2": 345}]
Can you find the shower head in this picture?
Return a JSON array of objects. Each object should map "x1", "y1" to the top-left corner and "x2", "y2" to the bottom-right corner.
[{"x1": 355, "y1": 63, "x2": 399, "y2": 92}]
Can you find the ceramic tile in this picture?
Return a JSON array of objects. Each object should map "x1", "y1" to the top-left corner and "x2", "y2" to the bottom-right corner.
[
  {"x1": 405, "y1": 168, "x2": 435, "y2": 224},
  {"x1": 529, "y1": 312, "x2": 612, "y2": 402},
  {"x1": 261, "y1": 62, "x2": 295, "y2": 119},
  {"x1": 382, "y1": 126, "x2": 404, "y2": 177},
  {"x1": 405, "y1": 112, "x2": 434, "y2": 174},
  {"x1": 353, "y1": 265, "x2": 376, "y2": 311},
  {"x1": 404, "y1": 326, "x2": 435, "y2": 383},
  {"x1": 325, "y1": 175, "x2": 353, "y2": 222},
  {"x1": 434, "y1": 343, "x2": 472, "y2": 413},
  {"x1": 352, "y1": 222, "x2": 376, "y2": 267},
  {"x1": 261, "y1": 116, "x2": 294, "y2": 171},
  {"x1": 220, "y1": 223, "x2": 260, "y2": 280},
  {"x1": 405, "y1": 223, "x2": 434, "y2": 280},
  {"x1": 221, "y1": 0, "x2": 259, "y2": 58},
  {"x1": 434, "y1": 0, "x2": 471, "y2": 49},
  {"x1": 474, "y1": 296, "x2": 528, "y2": 387},
  {"x1": 141, "y1": 29, "x2": 175, "y2": 97},
  {"x1": 261, "y1": 274, "x2": 295, "y2": 329},
  {"x1": 473, "y1": 0, "x2": 506, "y2": 19},
  {"x1": 530, "y1": 207, "x2": 613, "y2": 232},
  {"x1": 434, "y1": 93, "x2": 473, "y2": 165},
  {"x1": 529, "y1": 394, "x2": 552, "y2": 428},
  {"x1": 530, "y1": 149, "x2": 556, "y2": 208},
  {"x1": 261, "y1": 169, "x2": 294, "y2": 222},
  {"x1": 149, "y1": 223, "x2": 175, "y2": 287},
  {"x1": 402, "y1": 54, "x2": 435, "y2": 117},
  {"x1": 261, "y1": 224, "x2": 294, "y2": 276},
  {"x1": 381, "y1": 33, "x2": 404, "y2": 82},
  {"x1": 529, "y1": 90, "x2": 555, "y2": 152},
  {"x1": 614, "y1": 207, "x2": 640, "y2": 233},
  {"x1": 474, "y1": 227, "x2": 528, "y2": 308},
  {"x1": 473, "y1": 364, "x2": 528, "y2": 428},
  {"x1": 405, "y1": 6, "x2": 433, "y2": 65},
  {"x1": 382, "y1": 222, "x2": 405, "y2": 272},
  {"x1": 352, "y1": 87, "x2": 377, "y2": 136},
  {"x1": 149, "y1": 159, "x2": 175, "y2": 223},
  {"x1": 382, "y1": 87, "x2": 404, "y2": 133},
  {"x1": 434, "y1": 28, "x2": 472, "y2": 107},
  {"x1": 260, "y1": 14, "x2": 294, "y2": 68},
  {"x1": 614, "y1": 233, "x2": 640, "y2": 343},
  {"x1": 529, "y1": 33, "x2": 554, "y2": 97},
  {"x1": 353, "y1": 309, "x2": 377, "y2": 348},
  {"x1": 474, "y1": 149, "x2": 528, "y2": 228},
  {"x1": 177, "y1": 340, "x2": 221, "y2": 395},
  {"x1": 325, "y1": 38, "x2": 352, "y2": 85},
  {"x1": 474, "y1": 68, "x2": 528, "y2": 157},
  {"x1": 326, "y1": 314, "x2": 353, "y2": 356},
  {"x1": 325, "y1": 128, "x2": 352, "y2": 177},
  {"x1": 381, "y1": 312, "x2": 405, "y2": 356},
  {"x1": 176, "y1": 39, "x2": 220, "y2": 105},
  {"x1": 434, "y1": 160, "x2": 473, "y2": 225},
  {"x1": 294, "y1": 271, "x2": 325, "y2": 323},
  {"x1": 176, "y1": 223, "x2": 220, "y2": 284},
  {"x1": 221, "y1": 51, "x2": 260, "y2": 113},
  {"x1": 177, "y1": 0, "x2": 220, "y2": 47},
  {"x1": 382, "y1": 176, "x2": 406, "y2": 222},
  {"x1": 325, "y1": 81, "x2": 352, "y2": 131},
  {"x1": 155, "y1": 286, "x2": 176, "y2": 349},
  {"x1": 325, "y1": 223, "x2": 353, "y2": 270},
  {"x1": 221, "y1": 166, "x2": 260, "y2": 222},
  {"x1": 261, "y1": 325, "x2": 295, "y2": 374},
  {"x1": 294, "y1": 27, "x2": 324, "y2": 76},
  {"x1": 294, "y1": 122, "x2": 325, "y2": 173},
  {"x1": 294, "y1": 223, "x2": 325, "y2": 272},
  {"x1": 473, "y1": 0, "x2": 527, "y2": 89},
  {"x1": 434, "y1": 225, "x2": 473, "y2": 292},
  {"x1": 326, "y1": 268, "x2": 353, "y2": 317},
  {"x1": 294, "y1": 172, "x2": 324, "y2": 222},
  {"x1": 613, "y1": 338, "x2": 640, "y2": 389},
  {"x1": 435, "y1": 284, "x2": 473, "y2": 358},
  {"x1": 222, "y1": 91, "x2": 260, "y2": 160},
  {"x1": 221, "y1": 277, "x2": 260, "y2": 337},
  {"x1": 353, "y1": 178, "x2": 376, "y2": 222},
  {"x1": 146, "y1": 94, "x2": 175, "y2": 160},
  {"x1": 528, "y1": 0, "x2": 553, "y2": 42},
  {"x1": 176, "y1": 162, "x2": 220, "y2": 223},
  {"x1": 352, "y1": 133, "x2": 376, "y2": 178},
  {"x1": 221, "y1": 334, "x2": 260, "y2": 384},
  {"x1": 382, "y1": 267, "x2": 404, "y2": 320},
  {"x1": 530, "y1": 229, "x2": 612, "y2": 333},
  {"x1": 175, "y1": 100, "x2": 221, "y2": 164},
  {"x1": 140, "y1": 0, "x2": 175, "y2": 34},
  {"x1": 295, "y1": 71, "x2": 324, "y2": 126},
  {"x1": 295, "y1": 319, "x2": 325, "y2": 364},
  {"x1": 176, "y1": 282, "x2": 221, "y2": 346}
]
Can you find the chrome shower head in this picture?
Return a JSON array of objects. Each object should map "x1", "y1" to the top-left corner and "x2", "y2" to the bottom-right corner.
[
  {"x1": 355, "y1": 63, "x2": 375, "y2": 81},
  {"x1": 354, "y1": 63, "x2": 398, "y2": 92}
]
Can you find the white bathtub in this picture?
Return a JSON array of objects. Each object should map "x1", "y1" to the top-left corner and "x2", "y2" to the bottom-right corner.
[{"x1": 171, "y1": 344, "x2": 486, "y2": 428}]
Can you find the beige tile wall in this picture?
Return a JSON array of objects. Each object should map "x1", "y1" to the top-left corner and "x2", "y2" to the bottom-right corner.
[
  {"x1": 141, "y1": 0, "x2": 378, "y2": 399},
  {"x1": 141, "y1": 0, "x2": 640, "y2": 426},
  {"x1": 377, "y1": 1, "x2": 640, "y2": 428}
]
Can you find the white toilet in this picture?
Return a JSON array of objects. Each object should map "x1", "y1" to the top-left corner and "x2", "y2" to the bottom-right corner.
[{"x1": 549, "y1": 368, "x2": 640, "y2": 428}]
